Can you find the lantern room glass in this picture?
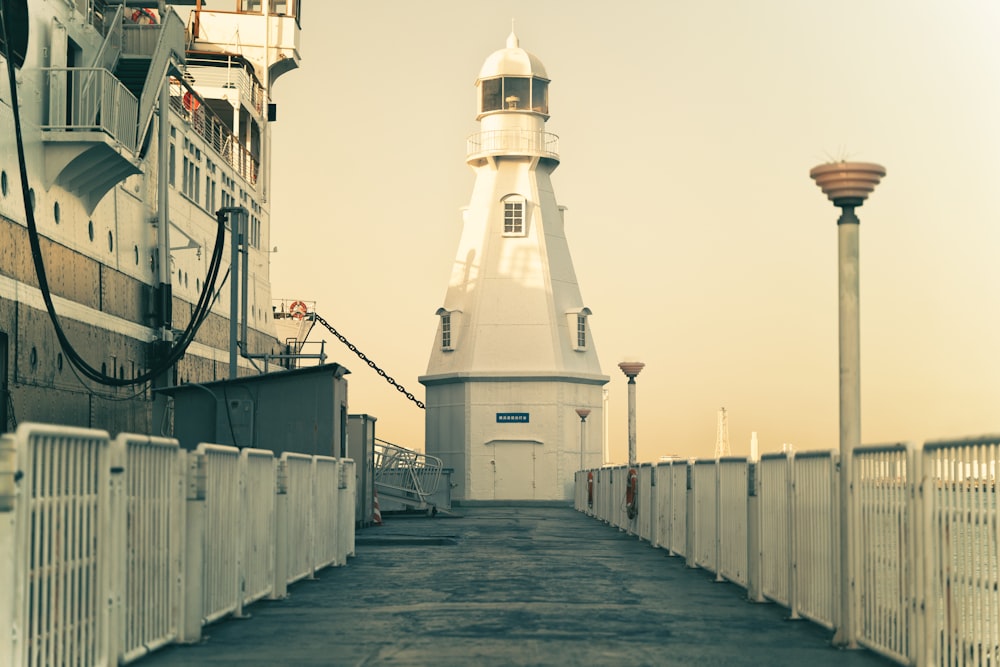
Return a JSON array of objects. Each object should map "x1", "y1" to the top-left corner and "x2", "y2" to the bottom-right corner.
[{"x1": 480, "y1": 76, "x2": 549, "y2": 115}]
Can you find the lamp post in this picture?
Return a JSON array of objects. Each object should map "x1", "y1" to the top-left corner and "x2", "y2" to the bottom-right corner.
[
  {"x1": 809, "y1": 161, "x2": 885, "y2": 649},
  {"x1": 575, "y1": 408, "x2": 591, "y2": 470},
  {"x1": 617, "y1": 362, "x2": 645, "y2": 466}
]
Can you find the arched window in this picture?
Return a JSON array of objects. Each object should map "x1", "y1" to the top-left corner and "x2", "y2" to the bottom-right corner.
[
  {"x1": 436, "y1": 307, "x2": 461, "y2": 351},
  {"x1": 566, "y1": 307, "x2": 592, "y2": 351},
  {"x1": 501, "y1": 195, "x2": 525, "y2": 236}
]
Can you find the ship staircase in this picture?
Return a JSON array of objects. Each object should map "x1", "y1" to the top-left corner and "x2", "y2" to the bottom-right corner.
[{"x1": 373, "y1": 439, "x2": 447, "y2": 515}]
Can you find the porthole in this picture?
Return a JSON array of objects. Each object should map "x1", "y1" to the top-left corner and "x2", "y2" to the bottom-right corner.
[
  {"x1": 29, "y1": 346, "x2": 37, "y2": 368},
  {"x1": 53, "y1": 201, "x2": 60, "y2": 224},
  {"x1": 196, "y1": 278, "x2": 200, "y2": 291},
  {"x1": 57, "y1": 353, "x2": 63, "y2": 372},
  {"x1": 134, "y1": 245, "x2": 139, "y2": 265},
  {"x1": 177, "y1": 268, "x2": 182, "y2": 282},
  {"x1": 184, "y1": 271, "x2": 188, "y2": 287},
  {"x1": 1, "y1": 170, "x2": 7, "y2": 196},
  {"x1": 108, "y1": 231, "x2": 114, "y2": 252},
  {"x1": 88, "y1": 220, "x2": 94, "y2": 241}
]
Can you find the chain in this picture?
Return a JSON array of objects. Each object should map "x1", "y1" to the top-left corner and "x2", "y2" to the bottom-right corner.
[{"x1": 314, "y1": 314, "x2": 425, "y2": 409}]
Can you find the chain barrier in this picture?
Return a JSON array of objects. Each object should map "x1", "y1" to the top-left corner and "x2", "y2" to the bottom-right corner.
[{"x1": 314, "y1": 313, "x2": 426, "y2": 409}]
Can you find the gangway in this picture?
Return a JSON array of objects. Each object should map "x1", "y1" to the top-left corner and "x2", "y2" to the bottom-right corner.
[{"x1": 373, "y1": 438, "x2": 444, "y2": 514}]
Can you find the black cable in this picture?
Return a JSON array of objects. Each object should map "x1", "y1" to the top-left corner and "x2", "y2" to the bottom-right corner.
[{"x1": 1, "y1": 5, "x2": 228, "y2": 387}]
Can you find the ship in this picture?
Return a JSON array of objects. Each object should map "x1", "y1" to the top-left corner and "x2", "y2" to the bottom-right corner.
[{"x1": 0, "y1": 0, "x2": 306, "y2": 435}]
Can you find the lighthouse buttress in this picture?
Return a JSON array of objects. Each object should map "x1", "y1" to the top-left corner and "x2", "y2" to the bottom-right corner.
[{"x1": 419, "y1": 32, "x2": 609, "y2": 501}]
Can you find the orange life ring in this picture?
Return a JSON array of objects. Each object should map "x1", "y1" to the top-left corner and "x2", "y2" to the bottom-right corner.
[
  {"x1": 289, "y1": 300, "x2": 308, "y2": 320},
  {"x1": 183, "y1": 91, "x2": 201, "y2": 112},
  {"x1": 625, "y1": 468, "x2": 638, "y2": 519},
  {"x1": 131, "y1": 8, "x2": 157, "y2": 24},
  {"x1": 587, "y1": 471, "x2": 594, "y2": 508}
]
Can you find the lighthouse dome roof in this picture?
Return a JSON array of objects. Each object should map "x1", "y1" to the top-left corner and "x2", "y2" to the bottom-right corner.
[{"x1": 478, "y1": 31, "x2": 548, "y2": 80}]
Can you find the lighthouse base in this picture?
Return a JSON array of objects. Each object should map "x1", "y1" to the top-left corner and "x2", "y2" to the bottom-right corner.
[{"x1": 420, "y1": 373, "x2": 607, "y2": 502}]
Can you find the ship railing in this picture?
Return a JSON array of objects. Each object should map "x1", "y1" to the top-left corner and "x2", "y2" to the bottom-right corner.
[
  {"x1": 40, "y1": 67, "x2": 139, "y2": 152},
  {"x1": 186, "y1": 55, "x2": 266, "y2": 116},
  {"x1": 168, "y1": 78, "x2": 259, "y2": 185},
  {"x1": 467, "y1": 129, "x2": 560, "y2": 161},
  {"x1": 578, "y1": 433, "x2": 1000, "y2": 667},
  {"x1": 0, "y1": 423, "x2": 356, "y2": 665},
  {"x1": 373, "y1": 439, "x2": 443, "y2": 508}
]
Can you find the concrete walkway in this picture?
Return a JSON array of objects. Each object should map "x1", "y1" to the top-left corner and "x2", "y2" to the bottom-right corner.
[{"x1": 140, "y1": 505, "x2": 893, "y2": 666}]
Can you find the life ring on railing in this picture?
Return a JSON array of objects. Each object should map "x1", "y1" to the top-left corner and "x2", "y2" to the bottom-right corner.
[
  {"x1": 587, "y1": 471, "x2": 594, "y2": 509},
  {"x1": 131, "y1": 8, "x2": 158, "y2": 24},
  {"x1": 289, "y1": 300, "x2": 308, "y2": 320},
  {"x1": 182, "y1": 91, "x2": 201, "y2": 112},
  {"x1": 625, "y1": 468, "x2": 638, "y2": 520}
]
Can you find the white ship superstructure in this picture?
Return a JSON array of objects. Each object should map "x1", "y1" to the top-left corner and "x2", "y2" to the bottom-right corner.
[{"x1": 0, "y1": 0, "x2": 302, "y2": 433}]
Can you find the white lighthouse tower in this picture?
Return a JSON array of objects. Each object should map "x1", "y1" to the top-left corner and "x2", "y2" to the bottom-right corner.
[{"x1": 420, "y1": 32, "x2": 609, "y2": 501}]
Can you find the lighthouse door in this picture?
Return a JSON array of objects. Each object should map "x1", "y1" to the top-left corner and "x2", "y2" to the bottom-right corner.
[{"x1": 493, "y1": 441, "x2": 535, "y2": 499}]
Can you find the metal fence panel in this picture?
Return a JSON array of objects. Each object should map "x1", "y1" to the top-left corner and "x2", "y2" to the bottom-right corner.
[
  {"x1": 718, "y1": 458, "x2": 748, "y2": 587},
  {"x1": 854, "y1": 444, "x2": 915, "y2": 664},
  {"x1": 638, "y1": 465, "x2": 653, "y2": 542},
  {"x1": 693, "y1": 461, "x2": 717, "y2": 572},
  {"x1": 241, "y1": 449, "x2": 276, "y2": 606},
  {"x1": 669, "y1": 463, "x2": 687, "y2": 557},
  {"x1": 5, "y1": 424, "x2": 113, "y2": 667},
  {"x1": 282, "y1": 453, "x2": 315, "y2": 584},
  {"x1": 759, "y1": 453, "x2": 791, "y2": 606},
  {"x1": 338, "y1": 459, "x2": 357, "y2": 563},
  {"x1": 115, "y1": 434, "x2": 183, "y2": 664},
  {"x1": 198, "y1": 443, "x2": 242, "y2": 624},
  {"x1": 922, "y1": 436, "x2": 1000, "y2": 667},
  {"x1": 654, "y1": 463, "x2": 672, "y2": 550},
  {"x1": 313, "y1": 456, "x2": 340, "y2": 570},
  {"x1": 793, "y1": 451, "x2": 839, "y2": 630}
]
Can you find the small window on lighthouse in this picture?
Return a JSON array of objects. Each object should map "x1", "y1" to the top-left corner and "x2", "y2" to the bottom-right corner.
[
  {"x1": 441, "y1": 312, "x2": 452, "y2": 350},
  {"x1": 567, "y1": 307, "x2": 592, "y2": 351},
  {"x1": 502, "y1": 196, "x2": 525, "y2": 236}
]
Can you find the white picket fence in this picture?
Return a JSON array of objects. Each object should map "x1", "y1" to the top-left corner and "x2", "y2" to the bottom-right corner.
[
  {"x1": 575, "y1": 434, "x2": 1000, "y2": 667},
  {"x1": 0, "y1": 423, "x2": 356, "y2": 667}
]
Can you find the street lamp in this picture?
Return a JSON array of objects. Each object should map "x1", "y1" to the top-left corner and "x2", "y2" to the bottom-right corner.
[
  {"x1": 810, "y1": 160, "x2": 885, "y2": 649},
  {"x1": 617, "y1": 362, "x2": 645, "y2": 466},
  {"x1": 575, "y1": 408, "x2": 591, "y2": 470}
]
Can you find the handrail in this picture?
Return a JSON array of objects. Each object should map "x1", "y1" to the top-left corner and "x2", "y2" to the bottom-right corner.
[
  {"x1": 40, "y1": 67, "x2": 139, "y2": 152},
  {"x1": 467, "y1": 129, "x2": 560, "y2": 161},
  {"x1": 373, "y1": 439, "x2": 442, "y2": 504}
]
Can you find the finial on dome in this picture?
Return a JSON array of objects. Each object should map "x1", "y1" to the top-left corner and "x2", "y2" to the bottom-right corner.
[{"x1": 507, "y1": 19, "x2": 519, "y2": 48}]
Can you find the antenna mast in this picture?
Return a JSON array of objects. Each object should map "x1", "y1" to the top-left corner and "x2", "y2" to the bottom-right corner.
[{"x1": 714, "y1": 407, "x2": 731, "y2": 458}]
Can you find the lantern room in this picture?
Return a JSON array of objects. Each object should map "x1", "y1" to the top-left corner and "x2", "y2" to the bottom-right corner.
[{"x1": 476, "y1": 32, "x2": 550, "y2": 119}]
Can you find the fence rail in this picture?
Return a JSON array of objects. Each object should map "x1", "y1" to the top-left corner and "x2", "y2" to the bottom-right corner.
[
  {"x1": 578, "y1": 433, "x2": 1000, "y2": 667},
  {"x1": 0, "y1": 423, "x2": 356, "y2": 667}
]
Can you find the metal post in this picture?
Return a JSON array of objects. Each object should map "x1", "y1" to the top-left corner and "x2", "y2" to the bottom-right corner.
[
  {"x1": 576, "y1": 408, "x2": 591, "y2": 470},
  {"x1": 157, "y1": 81, "x2": 172, "y2": 341},
  {"x1": 810, "y1": 161, "x2": 885, "y2": 650},
  {"x1": 618, "y1": 362, "x2": 644, "y2": 467},
  {"x1": 221, "y1": 207, "x2": 248, "y2": 380},
  {"x1": 627, "y1": 379, "x2": 636, "y2": 466},
  {"x1": 229, "y1": 209, "x2": 240, "y2": 379},
  {"x1": 835, "y1": 203, "x2": 860, "y2": 646}
]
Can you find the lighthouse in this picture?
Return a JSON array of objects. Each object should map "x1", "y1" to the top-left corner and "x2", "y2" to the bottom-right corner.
[{"x1": 420, "y1": 32, "x2": 609, "y2": 501}]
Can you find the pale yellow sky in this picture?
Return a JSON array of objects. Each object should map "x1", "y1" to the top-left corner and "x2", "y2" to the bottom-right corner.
[{"x1": 266, "y1": 1, "x2": 1000, "y2": 462}]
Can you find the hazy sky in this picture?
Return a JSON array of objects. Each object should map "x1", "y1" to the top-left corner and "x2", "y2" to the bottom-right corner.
[{"x1": 263, "y1": 1, "x2": 999, "y2": 462}]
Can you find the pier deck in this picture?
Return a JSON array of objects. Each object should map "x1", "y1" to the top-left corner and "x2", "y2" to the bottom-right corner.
[{"x1": 140, "y1": 505, "x2": 892, "y2": 666}]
